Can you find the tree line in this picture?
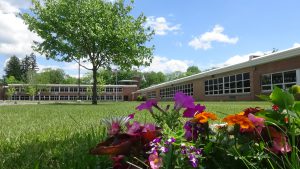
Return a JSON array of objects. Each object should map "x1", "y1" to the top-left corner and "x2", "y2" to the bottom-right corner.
[{"x1": 2, "y1": 55, "x2": 201, "y2": 89}]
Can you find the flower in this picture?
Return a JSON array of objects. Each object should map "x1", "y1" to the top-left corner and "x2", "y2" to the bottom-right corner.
[
  {"x1": 183, "y1": 104, "x2": 206, "y2": 118},
  {"x1": 128, "y1": 113, "x2": 135, "y2": 119},
  {"x1": 272, "y1": 105, "x2": 279, "y2": 111},
  {"x1": 127, "y1": 121, "x2": 141, "y2": 134},
  {"x1": 108, "y1": 122, "x2": 121, "y2": 136},
  {"x1": 194, "y1": 112, "x2": 217, "y2": 123},
  {"x1": 149, "y1": 152, "x2": 163, "y2": 169},
  {"x1": 268, "y1": 126, "x2": 292, "y2": 154},
  {"x1": 165, "y1": 137, "x2": 176, "y2": 145},
  {"x1": 188, "y1": 154, "x2": 198, "y2": 168},
  {"x1": 136, "y1": 99, "x2": 158, "y2": 112},
  {"x1": 160, "y1": 146, "x2": 168, "y2": 153},
  {"x1": 223, "y1": 114, "x2": 254, "y2": 130},
  {"x1": 271, "y1": 137, "x2": 291, "y2": 154},
  {"x1": 247, "y1": 113, "x2": 265, "y2": 134},
  {"x1": 174, "y1": 92, "x2": 195, "y2": 110},
  {"x1": 243, "y1": 107, "x2": 261, "y2": 116},
  {"x1": 143, "y1": 123, "x2": 156, "y2": 132},
  {"x1": 184, "y1": 121, "x2": 199, "y2": 141}
]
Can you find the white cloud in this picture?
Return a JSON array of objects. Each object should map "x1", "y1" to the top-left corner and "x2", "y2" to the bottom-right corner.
[
  {"x1": 145, "y1": 16, "x2": 180, "y2": 36},
  {"x1": 293, "y1": 43, "x2": 300, "y2": 48},
  {"x1": 4, "y1": 0, "x2": 31, "y2": 9},
  {"x1": 141, "y1": 56, "x2": 190, "y2": 73},
  {"x1": 0, "y1": 0, "x2": 42, "y2": 58},
  {"x1": 189, "y1": 25, "x2": 239, "y2": 50}
]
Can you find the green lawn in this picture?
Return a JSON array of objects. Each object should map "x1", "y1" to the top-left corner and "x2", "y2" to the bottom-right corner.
[{"x1": 0, "y1": 101, "x2": 271, "y2": 169}]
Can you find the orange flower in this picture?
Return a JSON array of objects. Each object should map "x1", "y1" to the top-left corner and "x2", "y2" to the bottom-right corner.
[
  {"x1": 223, "y1": 114, "x2": 254, "y2": 129},
  {"x1": 194, "y1": 112, "x2": 217, "y2": 123}
]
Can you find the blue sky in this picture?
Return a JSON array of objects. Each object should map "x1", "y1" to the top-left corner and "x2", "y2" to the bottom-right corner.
[{"x1": 1, "y1": 0, "x2": 300, "y2": 78}]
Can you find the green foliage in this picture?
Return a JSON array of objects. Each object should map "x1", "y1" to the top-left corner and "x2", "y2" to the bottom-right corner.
[
  {"x1": 270, "y1": 86, "x2": 294, "y2": 109},
  {"x1": 36, "y1": 68, "x2": 66, "y2": 84},
  {"x1": 21, "y1": 53, "x2": 38, "y2": 83},
  {"x1": 5, "y1": 76, "x2": 20, "y2": 84},
  {"x1": 22, "y1": 0, "x2": 154, "y2": 104},
  {"x1": 141, "y1": 71, "x2": 165, "y2": 88},
  {"x1": 5, "y1": 56, "x2": 23, "y2": 81},
  {"x1": 186, "y1": 66, "x2": 200, "y2": 76},
  {"x1": 5, "y1": 86, "x2": 16, "y2": 100}
]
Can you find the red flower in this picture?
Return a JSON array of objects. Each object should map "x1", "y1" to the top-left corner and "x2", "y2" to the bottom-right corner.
[
  {"x1": 272, "y1": 105, "x2": 279, "y2": 111},
  {"x1": 243, "y1": 107, "x2": 261, "y2": 116}
]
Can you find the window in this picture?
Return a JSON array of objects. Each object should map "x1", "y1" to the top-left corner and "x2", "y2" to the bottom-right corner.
[
  {"x1": 205, "y1": 72, "x2": 251, "y2": 96},
  {"x1": 160, "y1": 83, "x2": 193, "y2": 99},
  {"x1": 261, "y1": 70, "x2": 297, "y2": 92},
  {"x1": 147, "y1": 91, "x2": 156, "y2": 99},
  {"x1": 105, "y1": 87, "x2": 114, "y2": 93}
]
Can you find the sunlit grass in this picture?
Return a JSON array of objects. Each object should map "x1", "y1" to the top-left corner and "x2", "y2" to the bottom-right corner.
[{"x1": 0, "y1": 101, "x2": 271, "y2": 169}]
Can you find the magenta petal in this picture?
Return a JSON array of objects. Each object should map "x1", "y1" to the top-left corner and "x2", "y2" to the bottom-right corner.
[
  {"x1": 136, "y1": 99, "x2": 157, "y2": 111},
  {"x1": 174, "y1": 92, "x2": 195, "y2": 109},
  {"x1": 183, "y1": 108, "x2": 196, "y2": 118}
]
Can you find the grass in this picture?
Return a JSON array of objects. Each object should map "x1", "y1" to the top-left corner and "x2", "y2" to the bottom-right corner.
[{"x1": 0, "y1": 101, "x2": 271, "y2": 169}]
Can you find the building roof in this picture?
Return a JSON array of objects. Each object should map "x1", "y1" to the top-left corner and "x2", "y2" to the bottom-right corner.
[{"x1": 135, "y1": 46, "x2": 300, "y2": 93}]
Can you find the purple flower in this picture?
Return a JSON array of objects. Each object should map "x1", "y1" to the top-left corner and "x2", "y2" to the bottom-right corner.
[
  {"x1": 195, "y1": 149, "x2": 202, "y2": 155},
  {"x1": 160, "y1": 146, "x2": 169, "y2": 153},
  {"x1": 152, "y1": 137, "x2": 162, "y2": 144},
  {"x1": 143, "y1": 123, "x2": 156, "y2": 132},
  {"x1": 165, "y1": 137, "x2": 176, "y2": 145},
  {"x1": 184, "y1": 121, "x2": 199, "y2": 141},
  {"x1": 188, "y1": 154, "x2": 198, "y2": 168},
  {"x1": 127, "y1": 121, "x2": 141, "y2": 134},
  {"x1": 183, "y1": 104, "x2": 206, "y2": 118},
  {"x1": 174, "y1": 92, "x2": 195, "y2": 110},
  {"x1": 136, "y1": 99, "x2": 158, "y2": 112},
  {"x1": 128, "y1": 113, "x2": 135, "y2": 119}
]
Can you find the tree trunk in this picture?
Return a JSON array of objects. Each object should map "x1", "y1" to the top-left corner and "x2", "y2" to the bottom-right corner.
[{"x1": 92, "y1": 67, "x2": 98, "y2": 105}]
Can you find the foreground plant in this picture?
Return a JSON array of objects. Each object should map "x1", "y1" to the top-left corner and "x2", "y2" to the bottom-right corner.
[{"x1": 91, "y1": 86, "x2": 300, "y2": 169}]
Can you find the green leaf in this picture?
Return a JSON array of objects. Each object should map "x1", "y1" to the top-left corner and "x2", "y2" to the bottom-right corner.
[
  {"x1": 256, "y1": 94, "x2": 271, "y2": 101},
  {"x1": 270, "y1": 86, "x2": 294, "y2": 109}
]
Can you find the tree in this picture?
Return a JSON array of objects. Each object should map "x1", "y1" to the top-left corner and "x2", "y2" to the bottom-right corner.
[
  {"x1": 6, "y1": 86, "x2": 16, "y2": 101},
  {"x1": 5, "y1": 76, "x2": 20, "y2": 84},
  {"x1": 5, "y1": 56, "x2": 23, "y2": 81},
  {"x1": 64, "y1": 75, "x2": 78, "y2": 84},
  {"x1": 22, "y1": 0, "x2": 154, "y2": 104},
  {"x1": 36, "y1": 68, "x2": 65, "y2": 84},
  {"x1": 165, "y1": 71, "x2": 185, "y2": 81},
  {"x1": 141, "y1": 71, "x2": 165, "y2": 88},
  {"x1": 186, "y1": 66, "x2": 200, "y2": 76},
  {"x1": 21, "y1": 53, "x2": 38, "y2": 82}
]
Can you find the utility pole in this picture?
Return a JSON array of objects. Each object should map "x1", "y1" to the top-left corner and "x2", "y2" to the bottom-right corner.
[{"x1": 78, "y1": 59, "x2": 81, "y2": 100}]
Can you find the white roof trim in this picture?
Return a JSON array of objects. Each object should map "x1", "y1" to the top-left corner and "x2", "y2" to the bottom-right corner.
[{"x1": 136, "y1": 46, "x2": 300, "y2": 93}]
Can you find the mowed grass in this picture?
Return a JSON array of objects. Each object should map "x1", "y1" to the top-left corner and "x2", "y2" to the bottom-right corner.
[{"x1": 0, "y1": 101, "x2": 271, "y2": 169}]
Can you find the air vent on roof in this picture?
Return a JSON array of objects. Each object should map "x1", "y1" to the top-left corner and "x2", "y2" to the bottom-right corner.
[{"x1": 249, "y1": 55, "x2": 260, "y2": 60}]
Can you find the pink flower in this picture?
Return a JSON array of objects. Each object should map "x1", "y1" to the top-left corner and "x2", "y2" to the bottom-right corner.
[
  {"x1": 174, "y1": 92, "x2": 195, "y2": 110},
  {"x1": 248, "y1": 113, "x2": 265, "y2": 134},
  {"x1": 268, "y1": 126, "x2": 292, "y2": 154},
  {"x1": 143, "y1": 123, "x2": 156, "y2": 132},
  {"x1": 136, "y1": 99, "x2": 158, "y2": 112},
  {"x1": 127, "y1": 121, "x2": 141, "y2": 134},
  {"x1": 271, "y1": 137, "x2": 291, "y2": 154},
  {"x1": 149, "y1": 152, "x2": 162, "y2": 169},
  {"x1": 183, "y1": 104, "x2": 206, "y2": 118},
  {"x1": 128, "y1": 113, "x2": 135, "y2": 119},
  {"x1": 108, "y1": 122, "x2": 121, "y2": 136}
]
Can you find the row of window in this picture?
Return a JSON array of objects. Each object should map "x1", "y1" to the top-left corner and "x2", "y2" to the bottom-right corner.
[
  {"x1": 147, "y1": 91, "x2": 156, "y2": 99},
  {"x1": 261, "y1": 70, "x2": 297, "y2": 91},
  {"x1": 205, "y1": 72, "x2": 250, "y2": 96},
  {"x1": 11, "y1": 87, "x2": 123, "y2": 93},
  {"x1": 160, "y1": 83, "x2": 193, "y2": 99},
  {"x1": 11, "y1": 95, "x2": 124, "y2": 101}
]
